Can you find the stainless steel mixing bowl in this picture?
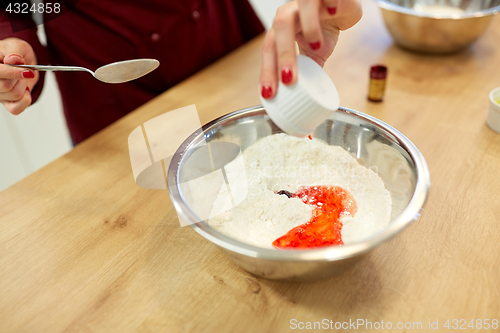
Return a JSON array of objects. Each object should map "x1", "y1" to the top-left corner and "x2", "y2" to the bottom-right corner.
[
  {"x1": 376, "y1": 0, "x2": 500, "y2": 53},
  {"x1": 167, "y1": 106, "x2": 430, "y2": 281}
]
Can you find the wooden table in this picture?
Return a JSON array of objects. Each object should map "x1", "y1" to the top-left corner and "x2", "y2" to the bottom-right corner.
[{"x1": 2, "y1": 1, "x2": 500, "y2": 331}]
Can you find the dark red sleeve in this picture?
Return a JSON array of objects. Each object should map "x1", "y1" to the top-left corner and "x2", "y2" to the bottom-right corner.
[{"x1": 0, "y1": 3, "x2": 50, "y2": 104}]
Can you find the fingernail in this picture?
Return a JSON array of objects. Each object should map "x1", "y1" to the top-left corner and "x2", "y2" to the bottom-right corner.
[
  {"x1": 261, "y1": 85, "x2": 273, "y2": 99},
  {"x1": 26, "y1": 87, "x2": 30, "y2": 92},
  {"x1": 281, "y1": 68, "x2": 293, "y2": 85},
  {"x1": 310, "y1": 41, "x2": 321, "y2": 50},
  {"x1": 7, "y1": 54, "x2": 22, "y2": 60},
  {"x1": 6, "y1": 54, "x2": 24, "y2": 65},
  {"x1": 22, "y1": 71, "x2": 35, "y2": 79},
  {"x1": 328, "y1": 7, "x2": 337, "y2": 15}
]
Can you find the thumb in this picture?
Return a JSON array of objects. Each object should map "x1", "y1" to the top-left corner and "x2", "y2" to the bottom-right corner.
[
  {"x1": 3, "y1": 54, "x2": 26, "y2": 66},
  {"x1": 0, "y1": 43, "x2": 36, "y2": 80},
  {"x1": 1, "y1": 39, "x2": 28, "y2": 65}
]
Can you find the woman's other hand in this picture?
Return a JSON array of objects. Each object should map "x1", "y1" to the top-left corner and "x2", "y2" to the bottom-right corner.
[{"x1": 0, "y1": 37, "x2": 39, "y2": 115}]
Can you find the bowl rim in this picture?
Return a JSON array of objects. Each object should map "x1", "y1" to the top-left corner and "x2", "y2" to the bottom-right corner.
[
  {"x1": 375, "y1": 0, "x2": 500, "y2": 19},
  {"x1": 167, "y1": 106, "x2": 431, "y2": 262}
]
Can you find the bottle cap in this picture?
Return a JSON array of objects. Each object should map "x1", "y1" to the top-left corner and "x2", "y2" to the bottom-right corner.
[
  {"x1": 370, "y1": 65, "x2": 387, "y2": 80},
  {"x1": 260, "y1": 55, "x2": 340, "y2": 138},
  {"x1": 487, "y1": 87, "x2": 500, "y2": 133}
]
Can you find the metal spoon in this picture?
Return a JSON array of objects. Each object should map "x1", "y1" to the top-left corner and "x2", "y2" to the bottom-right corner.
[{"x1": 8, "y1": 59, "x2": 160, "y2": 83}]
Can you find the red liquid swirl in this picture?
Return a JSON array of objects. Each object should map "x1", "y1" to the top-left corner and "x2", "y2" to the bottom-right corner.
[{"x1": 273, "y1": 185, "x2": 357, "y2": 249}]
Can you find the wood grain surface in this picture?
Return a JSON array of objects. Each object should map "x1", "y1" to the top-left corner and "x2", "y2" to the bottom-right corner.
[{"x1": 1, "y1": 0, "x2": 500, "y2": 332}]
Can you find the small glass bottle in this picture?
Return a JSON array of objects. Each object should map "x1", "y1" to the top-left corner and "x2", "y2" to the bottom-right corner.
[{"x1": 368, "y1": 65, "x2": 388, "y2": 102}]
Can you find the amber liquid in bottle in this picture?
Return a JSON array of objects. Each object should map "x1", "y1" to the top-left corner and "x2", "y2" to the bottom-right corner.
[{"x1": 368, "y1": 65, "x2": 387, "y2": 102}]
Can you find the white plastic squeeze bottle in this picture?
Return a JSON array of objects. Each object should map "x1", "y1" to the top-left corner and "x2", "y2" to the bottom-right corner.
[{"x1": 260, "y1": 55, "x2": 340, "y2": 138}]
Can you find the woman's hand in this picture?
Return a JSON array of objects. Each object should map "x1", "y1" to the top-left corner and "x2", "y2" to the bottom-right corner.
[
  {"x1": 0, "y1": 37, "x2": 39, "y2": 115},
  {"x1": 260, "y1": 0, "x2": 362, "y2": 99}
]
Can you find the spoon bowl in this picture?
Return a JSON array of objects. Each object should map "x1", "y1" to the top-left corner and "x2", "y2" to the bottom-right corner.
[{"x1": 8, "y1": 59, "x2": 160, "y2": 83}]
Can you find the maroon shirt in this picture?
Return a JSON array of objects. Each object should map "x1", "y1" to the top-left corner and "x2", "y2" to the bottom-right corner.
[{"x1": 0, "y1": 0, "x2": 264, "y2": 143}]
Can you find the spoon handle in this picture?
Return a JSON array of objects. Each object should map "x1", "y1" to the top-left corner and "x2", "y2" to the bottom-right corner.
[{"x1": 7, "y1": 64, "x2": 93, "y2": 74}]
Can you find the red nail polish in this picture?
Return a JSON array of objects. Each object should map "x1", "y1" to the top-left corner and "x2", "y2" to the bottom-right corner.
[
  {"x1": 281, "y1": 68, "x2": 293, "y2": 85},
  {"x1": 261, "y1": 85, "x2": 273, "y2": 99},
  {"x1": 22, "y1": 71, "x2": 35, "y2": 79},
  {"x1": 26, "y1": 87, "x2": 30, "y2": 92},
  {"x1": 328, "y1": 7, "x2": 337, "y2": 15},
  {"x1": 310, "y1": 41, "x2": 321, "y2": 50}
]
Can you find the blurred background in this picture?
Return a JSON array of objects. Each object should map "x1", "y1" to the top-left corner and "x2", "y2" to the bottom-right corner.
[{"x1": 0, "y1": 0, "x2": 287, "y2": 191}]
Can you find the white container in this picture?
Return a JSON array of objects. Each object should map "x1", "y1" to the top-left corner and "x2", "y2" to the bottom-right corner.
[
  {"x1": 260, "y1": 55, "x2": 340, "y2": 138},
  {"x1": 487, "y1": 87, "x2": 500, "y2": 133}
]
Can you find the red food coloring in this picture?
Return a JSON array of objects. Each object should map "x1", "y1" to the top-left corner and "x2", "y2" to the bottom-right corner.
[
  {"x1": 273, "y1": 185, "x2": 357, "y2": 249},
  {"x1": 308, "y1": 135, "x2": 312, "y2": 140}
]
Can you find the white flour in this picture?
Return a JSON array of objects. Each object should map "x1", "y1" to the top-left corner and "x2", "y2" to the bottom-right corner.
[{"x1": 208, "y1": 134, "x2": 392, "y2": 248}]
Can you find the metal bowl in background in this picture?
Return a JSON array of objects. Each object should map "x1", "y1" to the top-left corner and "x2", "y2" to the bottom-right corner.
[
  {"x1": 375, "y1": 0, "x2": 500, "y2": 53},
  {"x1": 167, "y1": 106, "x2": 430, "y2": 281}
]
